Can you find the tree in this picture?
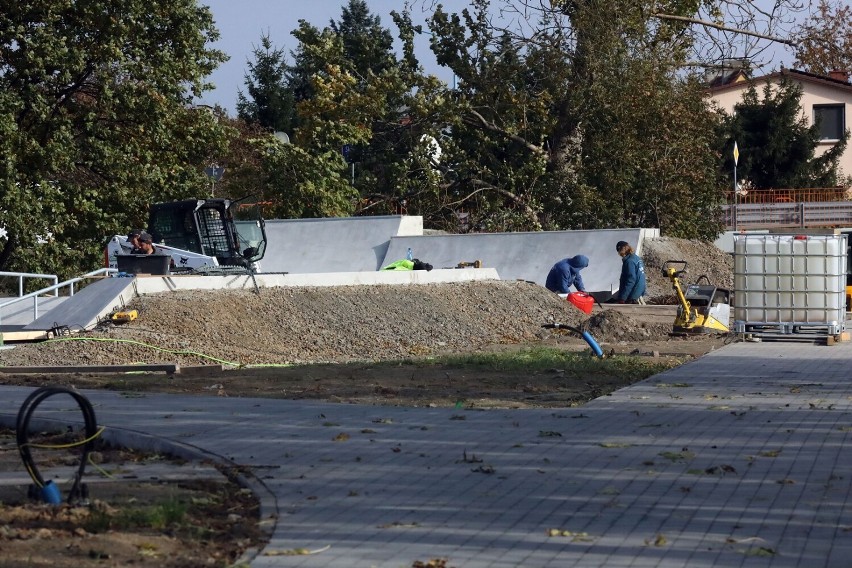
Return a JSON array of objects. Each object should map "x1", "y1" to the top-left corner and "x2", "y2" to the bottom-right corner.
[
  {"x1": 204, "y1": 113, "x2": 270, "y2": 202},
  {"x1": 237, "y1": 33, "x2": 296, "y2": 134},
  {"x1": 280, "y1": 3, "x2": 418, "y2": 213},
  {"x1": 416, "y1": 0, "x2": 725, "y2": 237},
  {"x1": 793, "y1": 0, "x2": 852, "y2": 76},
  {"x1": 330, "y1": 0, "x2": 396, "y2": 79},
  {"x1": 0, "y1": 0, "x2": 228, "y2": 280},
  {"x1": 718, "y1": 79, "x2": 848, "y2": 190},
  {"x1": 288, "y1": 0, "x2": 396, "y2": 106}
]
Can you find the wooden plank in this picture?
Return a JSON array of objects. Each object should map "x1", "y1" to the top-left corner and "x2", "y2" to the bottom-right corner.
[
  {"x1": 0, "y1": 364, "x2": 178, "y2": 374},
  {"x1": 0, "y1": 330, "x2": 50, "y2": 342},
  {"x1": 178, "y1": 365, "x2": 225, "y2": 376}
]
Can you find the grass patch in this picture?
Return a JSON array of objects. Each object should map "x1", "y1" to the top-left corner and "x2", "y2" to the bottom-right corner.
[
  {"x1": 84, "y1": 497, "x2": 188, "y2": 533},
  {"x1": 416, "y1": 346, "x2": 684, "y2": 378}
]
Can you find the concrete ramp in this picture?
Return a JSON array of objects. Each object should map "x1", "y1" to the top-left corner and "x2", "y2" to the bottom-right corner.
[
  {"x1": 0, "y1": 296, "x2": 67, "y2": 331},
  {"x1": 262, "y1": 216, "x2": 423, "y2": 273},
  {"x1": 23, "y1": 277, "x2": 136, "y2": 332},
  {"x1": 384, "y1": 228, "x2": 659, "y2": 293}
]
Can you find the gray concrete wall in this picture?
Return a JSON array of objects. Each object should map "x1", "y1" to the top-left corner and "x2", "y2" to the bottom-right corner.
[
  {"x1": 261, "y1": 215, "x2": 658, "y2": 292},
  {"x1": 384, "y1": 228, "x2": 659, "y2": 293},
  {"x1": 262, "y1": 216, "x2": 422, "y2": 273}
]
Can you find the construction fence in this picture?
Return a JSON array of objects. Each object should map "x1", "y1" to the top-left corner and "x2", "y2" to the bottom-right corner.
[{"x1": 722, "y1": 188, "x2": 852, "y2": 229}]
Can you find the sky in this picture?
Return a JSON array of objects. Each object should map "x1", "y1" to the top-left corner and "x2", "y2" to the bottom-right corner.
[
  {"x1": 196, "y1": 0, "x2": 475, "y2": 114},
  {"x1": 195, "y1": 0, "x2": 800, "y2": 115}
]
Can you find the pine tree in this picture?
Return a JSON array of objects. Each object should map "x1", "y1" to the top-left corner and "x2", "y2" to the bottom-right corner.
[
  {"x1": 237, "y1": 33, "x2": 295, "y2": 133},
  {"x1": 719, "y1": 79, "x2": 848, "y2": 190}
]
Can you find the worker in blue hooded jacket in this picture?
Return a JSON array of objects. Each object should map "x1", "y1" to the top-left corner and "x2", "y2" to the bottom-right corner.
[{"x1": 545, "y1": 255, "x2": 589, "y2": 293}]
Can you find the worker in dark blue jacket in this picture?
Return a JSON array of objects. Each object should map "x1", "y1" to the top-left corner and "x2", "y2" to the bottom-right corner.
[
  {"x1": 545, "y1": 255, "x2": 589, "y2": 293},
  {"x1": 615, "y1": 241, "x2": 646, "y2": 303}
]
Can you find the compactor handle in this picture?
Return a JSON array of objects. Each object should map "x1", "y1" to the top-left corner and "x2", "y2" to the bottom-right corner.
[{"x1": 662, "y1": 260, "x2": 688, "y2": 279}]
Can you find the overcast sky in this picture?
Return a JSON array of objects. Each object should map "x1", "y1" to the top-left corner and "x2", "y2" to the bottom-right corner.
[{"x1": 196, "y1": 0, "x2": 475, "y2": 114}]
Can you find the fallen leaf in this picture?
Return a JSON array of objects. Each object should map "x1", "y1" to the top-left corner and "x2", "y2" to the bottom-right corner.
[{"x1": 264, "y1": 545, "x2": 331, "y2": 556}]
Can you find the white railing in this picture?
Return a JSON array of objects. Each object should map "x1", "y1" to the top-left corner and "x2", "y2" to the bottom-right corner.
[
  {"x1": 0, "y1": 268, "x2": 117, "y2": 329},
  {"x1": 0, "y1": 271, "x2": 59, "y2": 297}
]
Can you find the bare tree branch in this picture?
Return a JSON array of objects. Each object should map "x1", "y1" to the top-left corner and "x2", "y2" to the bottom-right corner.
[
  {"x1": 653, "y1": 13, "x2": 798, "y2": 47},
  {"x1": 442, "y1": 177, "x2": 541, "y2": 227},
  {"x1": 462, "y1": 109, "x2": 545, "y2": 155}
]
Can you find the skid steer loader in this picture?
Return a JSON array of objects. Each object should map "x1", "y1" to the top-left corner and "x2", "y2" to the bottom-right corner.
[{"x1": 106, "y1": 198, "x2": 267, "y2": 274}]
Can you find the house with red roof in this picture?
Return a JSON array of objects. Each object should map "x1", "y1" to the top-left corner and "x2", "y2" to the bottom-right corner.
[{"x1": 708, "y1": 67, "x2": 852, "y2": 179}]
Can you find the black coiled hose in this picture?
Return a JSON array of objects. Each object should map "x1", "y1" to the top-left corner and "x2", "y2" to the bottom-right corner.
[{"x1": 16, "y1": 386, "x2": 98, "y2": 504}]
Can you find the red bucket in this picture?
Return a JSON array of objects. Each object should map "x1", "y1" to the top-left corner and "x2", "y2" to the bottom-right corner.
[{"x1": 566, "y1": 292, "x2": 594, "y2": 314}]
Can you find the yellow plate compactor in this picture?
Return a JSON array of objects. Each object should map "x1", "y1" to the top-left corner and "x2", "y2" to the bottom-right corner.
[{"x1": 662, "y1": 261, "x2": 730, "y2": 335}]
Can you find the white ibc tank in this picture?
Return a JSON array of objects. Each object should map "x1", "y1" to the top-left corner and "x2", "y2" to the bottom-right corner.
[{"x1": 733, "y1": 234, "x2": 847, "y2": 327}]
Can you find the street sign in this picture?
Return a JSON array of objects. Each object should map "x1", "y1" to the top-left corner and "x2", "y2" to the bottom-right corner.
[
  {"x1": 733, "y1": 141, "x2": 739, "y2": 166},
  {"x1": 204, "y1": 166, "x2": 225, "y2": 182},
  {"x1": 341, "y1": 144, "x2": 352, "y2": 161}
]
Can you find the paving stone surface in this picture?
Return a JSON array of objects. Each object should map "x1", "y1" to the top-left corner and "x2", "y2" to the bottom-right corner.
[{"x1": 1, "y1": 340, "x2": 851, "y2": 567}]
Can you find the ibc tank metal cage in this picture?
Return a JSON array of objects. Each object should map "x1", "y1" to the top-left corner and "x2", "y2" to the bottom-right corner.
[{"x1": 733, "y1": 234, "x2": 847, "y2": 337}]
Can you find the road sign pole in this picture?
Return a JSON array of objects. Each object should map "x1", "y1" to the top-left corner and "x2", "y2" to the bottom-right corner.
[{"x1": 733, "y1": 141, "x2": 739, "y2": 232}]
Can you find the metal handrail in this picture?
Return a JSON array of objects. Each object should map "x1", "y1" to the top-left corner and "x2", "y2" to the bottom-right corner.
[
  {"x1": 0, "y1": 271, "x2": 59, "y2": 297},
  {"x1": 0, "y1": 268, "x2": 118, "y2": 328}
]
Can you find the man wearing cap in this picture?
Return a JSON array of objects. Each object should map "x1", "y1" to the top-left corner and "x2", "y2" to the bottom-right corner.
[
  {"x1": 614, "y1": 241, "x2": 646, "y2": 304},
  {"x1": 545, "y1": 255, "x2": 589, "y2": 294},
  {"x1": 127, "y1": 229, "x2": 145, "y2": 253}
]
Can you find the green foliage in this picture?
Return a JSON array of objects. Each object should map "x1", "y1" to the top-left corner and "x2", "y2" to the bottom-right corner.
[
  {"x1": 718, "y1": 79, "x2": 848, "y2": 189},
  {"x1": 330, "y1": 0, "x2": 396, "y2": 79},
  {"x1": 237, "y1": 0, "x2": 739, "y2": 239},
  {"x1": 420, "y1": 0, "x2": 724, "y2": 238},
  {"x1": 84, "y1": 497, "x2": 187, "y2": 532},
  {"x1": 0, "y1": 0, "x2": 229, "y2": 278},
  {"x1": 237, "y1": 33, "x2": 296, "y2": 134}
]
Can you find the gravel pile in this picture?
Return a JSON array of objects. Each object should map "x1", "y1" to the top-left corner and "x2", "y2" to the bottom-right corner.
[
  {"x1": 0, "y1": 238, "x2": 734, "y2": 368},
  {"x1": 0, "y1": 281, "x2": 592, "y2": 368},
  {"x1": 642, "y1": 237, "x2": 734, "y2": 302}
]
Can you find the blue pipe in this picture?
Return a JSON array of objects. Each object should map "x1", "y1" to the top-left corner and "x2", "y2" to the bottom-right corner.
[
  {"x1": 542, "y1": 324, "x2": 604, "y2": 358},
  {"x1": 580, "y1": 330, "x2": 604, "y2": 358}
]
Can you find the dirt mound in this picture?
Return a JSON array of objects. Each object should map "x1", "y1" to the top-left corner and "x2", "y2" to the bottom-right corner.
[
  {"x1": 586, "y1": 310, "x2": 672, "y2": 343},
  {"x1": 642, "y1": 237, "x2": 733, "y2": 302},
  {"x1": 0, "y1": 238, "x2": 732, "y2": 368},
  {"x1": 0, "y1": 281, "x2": 593, "y2": 368}
]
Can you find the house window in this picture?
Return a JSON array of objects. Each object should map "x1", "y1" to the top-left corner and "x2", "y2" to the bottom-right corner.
[{"x1": 813, "y1": 104, "x2": 845, "y2": 141}]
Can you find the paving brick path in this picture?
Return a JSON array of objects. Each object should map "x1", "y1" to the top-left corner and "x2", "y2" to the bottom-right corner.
[{"x1": 2, "y1": 340, "x2": 851, "y2": 567}]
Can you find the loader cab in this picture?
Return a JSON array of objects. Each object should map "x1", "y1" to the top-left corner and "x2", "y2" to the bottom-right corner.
[{"x1": 147, "y1": 198, "x2": 266, "y2": 268}]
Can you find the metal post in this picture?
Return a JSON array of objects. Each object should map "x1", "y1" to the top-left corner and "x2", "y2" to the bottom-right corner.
[
  {"x1": 732, "y1": 141, "x2": 739, "y2": 232},
  {"x1": 351, "y1": 162, "x2": 355, "y2": 186}
]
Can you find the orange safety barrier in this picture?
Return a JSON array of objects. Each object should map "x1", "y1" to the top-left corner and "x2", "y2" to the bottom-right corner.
[{"x1": 726, "y1": 187, "x2": 849, "y2": 205}]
